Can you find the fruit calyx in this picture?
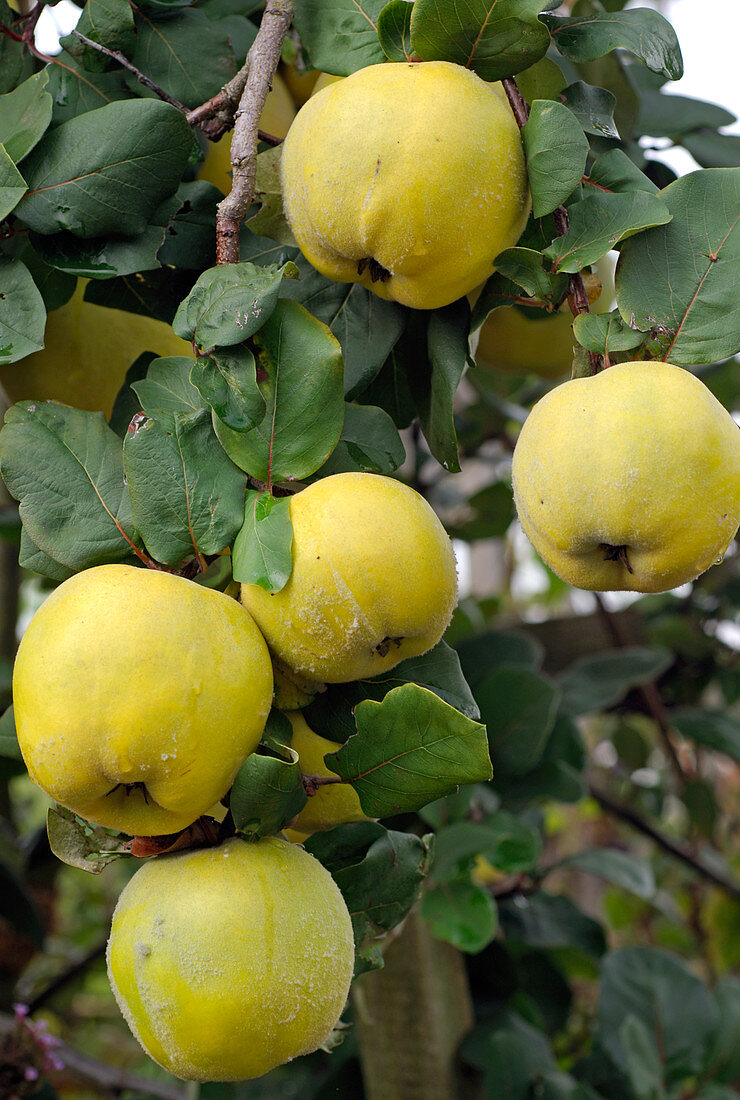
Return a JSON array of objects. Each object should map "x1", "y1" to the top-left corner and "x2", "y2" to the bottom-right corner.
[
  {"x1": 600, "y1": 543, "x2": 634, "y2": 574},
  {"x1": 107, "y1": 780, "x2": 151, "y2": 802},
  {"x1": 357, "y1": 257, "x2": 391, "y2": 283},
  {"x1": 375, "y1": 635, "x2": 404, "y2": 657}
]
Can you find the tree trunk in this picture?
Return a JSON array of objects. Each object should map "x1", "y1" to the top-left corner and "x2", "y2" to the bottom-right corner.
[{"x1": 353, "y1": 909, "x2": 480, "y2": 1100}]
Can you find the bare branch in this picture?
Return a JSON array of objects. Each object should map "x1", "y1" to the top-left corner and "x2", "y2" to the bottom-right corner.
[
  {"x1": 71, "y1": 30, "x2": 188, "y2": 112},
  {"x1": 216, "y1": 0, "x2": 294, "y2": 264}
]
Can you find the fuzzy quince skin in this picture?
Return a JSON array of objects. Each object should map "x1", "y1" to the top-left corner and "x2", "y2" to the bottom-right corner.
[
  {"x1": 288, "y1": 711, "x2": 370, "y2": 833},
  {"x1": 280, "y1": 61, "x2": 530, "y2": 310},
  {"x1": 512, "y1": 361, "x2": 740, "y2": 593},
  {"x1": 0, "y1": 280, "x2": 191, "y2": 418},
  {"x1": 240, "y1": 472, "x2": 458, "y2": 683},
  {"x1": 107, "y1": 836, "x2": 354, "y2": 1081},
  {"x1": 13, "y1": 565, "x2": 273, "y2": 835}
]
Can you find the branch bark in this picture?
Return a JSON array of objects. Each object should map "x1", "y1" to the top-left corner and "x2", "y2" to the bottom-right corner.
[
  {"x1": 215, "y1": 0, "x2": 294, "y2": 264},
  {"x1": 589, "y1": 784, "x2": 740, "y2": 900},
  {"x1": 71, "y1": 30, "x2": 187, "y2": 111},
  {"x1": 501, "y1": 76, "x2": 603, "y2": 376}
]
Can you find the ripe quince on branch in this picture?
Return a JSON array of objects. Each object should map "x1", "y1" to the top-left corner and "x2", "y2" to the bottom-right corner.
[{"x1": 280, "y1": 61, "x2": 530, "y2": 310}]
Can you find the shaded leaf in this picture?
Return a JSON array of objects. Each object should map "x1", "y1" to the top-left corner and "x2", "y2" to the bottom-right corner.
[
  {"x1": 189, "y1": 346, "x2": 265, "y2": 432},
  {"x1": 523, "y1": 100, "x2": 589, "y2": 218},
  {"x1": 476, "y1": 666, "x2": 560, "y2": 779},
  {"x1": 0, "y1": 861, "x2": 44, "y2": 945},
  {"x1": 45, "y1": 50, "x2": 130, "y2": 125},
  {"x1": 558, "y1": 647, "x2": 672, "y2": 715},
  {"x1": 315, "y1": 402, "x2": 405, "y2": 477},
  {"x1": 671, "y1": 708, "x2": 740, "y2": 764},
  {"x1": 0, "y1": 70, "x2": 52, "y2": 163},
  {"x1": 132, "y1": 8, "x2": 237, "y2": 109},
  {"x1": 292, "y1": 0, "x2": 386, "y2": 75},
  {"x1": 552, "y1": 848, "x2": 655, "y2": 899},
  {"x1": 430, "y1": 816, "x2": 542, "y2": 882},
  {"x1": 620, "y1": 1015, "x2": 665, "y2": 1100},
  {"x1": 409, "y1": 297, "x2": 469, "y2": 473},
  {"x1": 544, "y1": 9, "x2": 683, "y2": 81},
  {"x1": 0, "y1": 256, "x2": 45, "y2": 365},
  {"x1": 560, "y1": 80, "x2": 618, "y2": 139},
  {"x1": 16, "y1": 99, "x2": 194, "y2": 238},
  {"x1": 499, "y1": 892, "x2": 606, "y2": 956},
  {"x1": 230, "y1": 749, "x2": 306, "y2": 838},
  {"x1": 422, "y1": 879, "x2": 498, "y2": 954}
]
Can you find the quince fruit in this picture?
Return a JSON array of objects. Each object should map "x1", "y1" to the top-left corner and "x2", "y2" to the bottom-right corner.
[
  {"x1": 107, "y1": 836, "x2": 354, "y2": 1081},
  {"x1": 288, "y1": 711, "x2": 369, "y2": 833},
  {"x1": 198, "y1": 72, "x2": 295, "y2": 194},
  {"x1": 512, "y1": 361, "x2": 740, "y2": 593},
  {"x1": 280, "y1": 61, "x2": 530, "y2": 310},
  {"x1": 0, "y1": 280, "x2": 191, "y2": 418},
  {"x1": 13, "y1": 565, "x2": 273, "y2": 835},
  {"x1": 240, "y1": 472, "x2": 458, "y2": 683}
]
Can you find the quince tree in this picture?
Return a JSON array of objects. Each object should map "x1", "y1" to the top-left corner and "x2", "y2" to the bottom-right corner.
[{"x1": 0, "y1": 0, "x2": 738, "y2": 1096}]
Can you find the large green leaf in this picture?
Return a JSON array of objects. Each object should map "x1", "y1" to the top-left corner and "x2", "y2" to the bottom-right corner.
[
  {"x1": 410, "y1": 0, "x2": 550, "y2": 82},
  {"x1": 292, "y1": 0, "x2": 386, "y2": 75},
  {"x1": 523, "y1": 100, "x2": 589, "y2": 218},
  {"x1": 0, "y1": 256, "x2": 45, "y2": 365},
  {"x1": 232, "y1": 490, "x2": 293, "y2": 592},
  {"x1": 598, "y1": 947, "x2": 719, "y2": 1082},
  {"x1": 671, "y1": 708, "x2": 740, "y2": 764},
  {"x1": 230, "y1": 747, "x2": 306, "y2": 838},
  {"x1": 705, "y1": 977, "x2": 740, "y2": 1084},
  {"x1": 189, "y1": 346, "x2": 266, "y2": 432},
  {"x1": 0, "y1": 402, "x2": 139, "y2": 570},
  {"x1": 124, "y1": 407, "x2": 247, "y2": 567},
  {"x1": 620, "y1": 1015, "x2": 665, "y2": 1100},
  {"x1": 327, "y1": 684, "x2": 491, "y2": 818},
  {"x1": 500, "y1": 892, "x2": 606, "y2": 956},
  {"x1": 616, "y1": 169, "x2": 740, "y2": 364},
  {"x1": 421, "y1": 879, "x2": 498, "y2": 954},
  {"x1": 0, "y1": 70, "x2": 52, "y2": 163},
  {"x1": 544, "y1": 190, "x2": 671, "y2": 272},
  {"x1": 543, "y1": 9, "x2": 682, "y2": 80},
  {"x1": 16, "y1": 99, "x2": 194, "y2": 238},
  {"x1": 213, "y1": 299, "x2": 345, "y2": 483},
  {"x1": 314, "y1": 402, "x2": 405, "y2": 477},
  {"x1": 550, "y1": 849, "x2": 655, "y2": 899},
  {"x1": 429, "y1": 817, "x2": 542, "y2": 882},
  {"x1": 409, "y1": 298, "x2": 469, "y2": 473},
  {"x1": 45, "y1": 50, "x2": 130, "y2": 126},
  {"x1": 132, "y1": 9, "x2": 237, "y2": 109},
  {"x1": 63, "y1": 0, "x2": 136, "y2": 67},
  {"x1": 475, "y1": 666, "x2": 560, "y2": 779}
]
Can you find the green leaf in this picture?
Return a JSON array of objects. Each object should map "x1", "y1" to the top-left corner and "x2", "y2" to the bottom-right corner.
[
  {"x1": 280, "y1": 256, "x2": 406, "y2": 399},
  {"x1": 173, "y1": 261, "x2": 291, "y2": 349},
  {"x1": 558, "y1": 647, "x2": 673, "y2": 715},
  {"x1": 327, "y1": 684, "x2": 491, "y2": 819},
  {"x1": 0, "y1": 861, "x2": 44, "y2": 945},
  {"x1": 0, "y1": 256, "x2": 45, "y2": 365},
  {"x1": 560, "y1": 80, "x2": 618, "y2": 139},
  {"x1": 500, "y1": 713, "x2": 585, "y2": 808},
  {"x1": 18, "y1": 530, "x2": 74, "y2": 583},
  {"x1": 493, "y1": 247, "x2": 569, "y2": 303},
  {"x1": 124, "y1": 408, "x2": 247, "y2": 567},
  {"x1": 616, "y1": 169, "x2": 740, "y2": 364},
  {"x1": 213, "y1": 299, "x2": 345, "y2": 483},
  {"x1": 0, "y1": 70, "x2": 52, "y2": 163},
  {"x1": 422, "y1": 879, "x2": 498, "y2": 954},
  {"x1": 544, "y1": 191, "x2": 671, "y2": 272},
  {"x1": 0, "y1": 706, "x2": 22, "y2": 762},
  {"x1": 671, "y1": 708, "x2": 740, "y2": 764},
  {"x1": 705, "y1": 977, "x2": 740, "y2": 1084},
  {"x1": 315, "y1": 402, "x2": 405, "y2": 477},
  {"x1": 430, "y1": 816, "x2": 542, "y2": 882},
  {"x1": 46, "y1": 805, "x2": 132, "y2": 874},
  {"x1": 63, "y1": 0, "x2": 136, "y2": 67},
  {"x1": 4, "y1": 239, "x2": 76, "y2": 312},
  {"x1": 189, "y1": 346, "x2": 265, "y2": 432},
  {"x1": 523, "y1": 100, "x2": 589, "y2": 218},
  {"x1": 573, "y1": 309, "x2": 645, "y2": 357},
  {"x1": 409, "y1": 298, "x2": 469, "y2": 473},
  {"x1": 516, "y1": 57, "x2": 567, "y2": 104},
  {"x1": 292, "y1": 0, "x2": 386, "y2": 75},
  {"x1": 598, "y1": 947, "x2": 719, "y2": 1081},
  {"x1": 473, "y1": 1028, "x2": 555, "y2": 1100},
  {"x1": 246, "y1": 145, "x2": 296, "y2": 246},
  {"x1": 232, "y1": 490, "x2": 293, "y2": 592},
  {"x1": 130, "y1": 355, "x2": 204, "y2": 425},
  {"x1": 45, "y1": 50, "x2": 130, "y2": 125},
  {"x1": 636, "y1": 91, "x2": 734, "y2": 140},
  {"x1": 681, "y1": 131, "x2": 740, "y2": 170},
  {"x1": 551, "y1": 849, "x2": 654, "y2": 899},
  {"x1": 158, "y1": 181, "x2": 220, "y2": 271},
  {"x1": 543, "y1": 9, "x2": 683, "y2": 80},
  {"x1": 16, "y1": 100, "x2": 194, "y2": 238},
  {"x1": 313, "y1": 825, "x2": 429, "y2": 959},
  {"x1": 0, "y1": 402, "x2": 139, "y2": 570},
  {"x1": 455, "y1": 629, "x2": 544, "y2": 691},
  {"x1": 588, "y1": 148, "x2": 658, "y2": 194},
  {"x1": 500, "y1": 892, "x2": 606, "y2": 956},
  {"x1": 475, "y1": 667, "x2": 560, "y2": 779},
  {"x1": 30, "y1": 193, "x2": 181, "y2": 278},
  {"x1": 620, "y1": 1015, "x2": 665, "y2": 1100},
  {"x1": 377, "y1": 0, "x2": 414, "y2": 62},
  {"x1": 305, "y1": 640, "x2": 480, "y2": 743},
  {"x1": 230, "y1": 749, "x2": 307, "y2": 838},
  {"x1": 410, "y1": 0, "x2": 550, "y2": 82},
  {"x1": 132, "y1": 9, "x2": 237, "y2": 108}
]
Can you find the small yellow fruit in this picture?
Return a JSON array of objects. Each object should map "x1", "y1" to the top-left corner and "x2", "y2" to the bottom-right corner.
[
  {"x1": 240, "y1": 472, "x2": 458, "y2": 683},
  {"x1": 281, "y1": 61, "x2": 530, "y2": 310},
  {"x1": 288, "y1": 711, "x2": 369, "y2": 833},
  {"x1": 281, "y1": 62, "x2": 320, "y2": 106},
  {"x1": 198, "y1": 72, "x2": 296, "y2": 194},
  {"x1": 512, "y1": 361, "x2": 740, "y2": 593},
  {"x1": 13, "y1": 565, "x2": 273, "y2": 835},
  {"x1": 107, "y1": 836, "x2": 355, "y2": 1081},
  {"x1": 0, "y1": 280, "x2": 191, "y2": 418}
]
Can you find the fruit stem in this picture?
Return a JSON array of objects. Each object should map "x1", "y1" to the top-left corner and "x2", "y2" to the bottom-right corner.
[{"x1": 502, "y1": 77, "x2": 604, "y2": 376}]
